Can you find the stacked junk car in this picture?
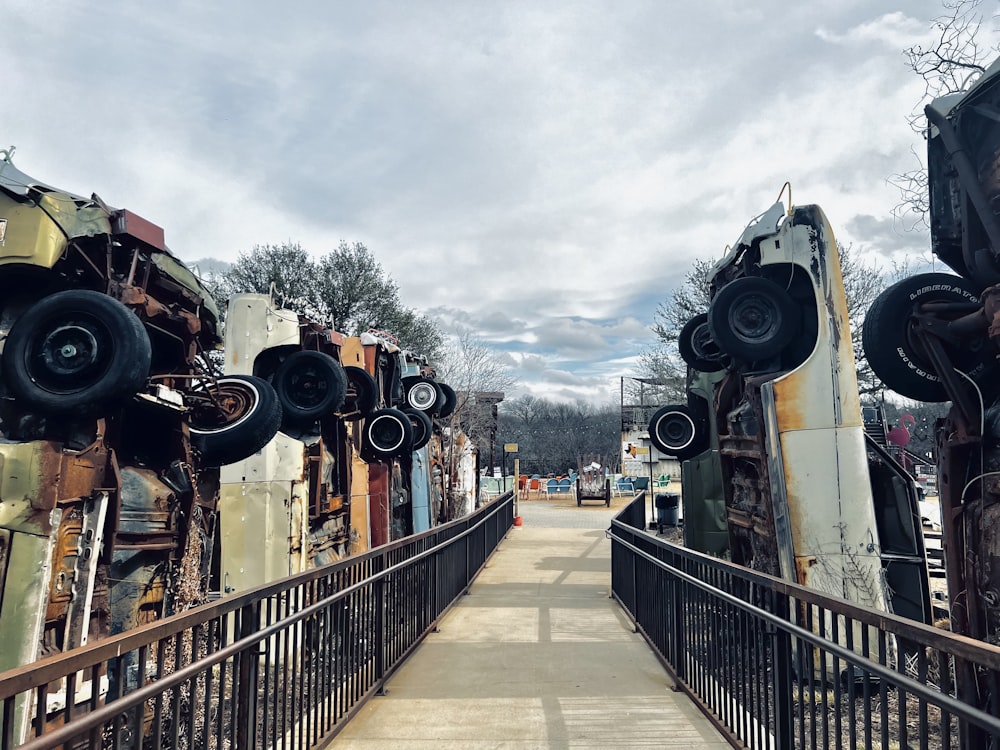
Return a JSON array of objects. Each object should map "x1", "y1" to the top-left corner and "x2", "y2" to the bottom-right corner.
[
  {"x1": 860, "y1": 58, "x2": 1000, "y2": 658},
  {"x1": 217, "y1": 292, "x2": 472, "y2": 595},
  {"x1": 647, "y1": 54, "x2": 1000, "y2": 714},
  {"x1": 648, "y1": 190, "x2": 934, "y2": 672},
  {"x1": 643, "y1": 61, "x2": 1000, "y2": 724},
  {"x1": 0, "y1": 151, "x2": 478, "y2": 735}
]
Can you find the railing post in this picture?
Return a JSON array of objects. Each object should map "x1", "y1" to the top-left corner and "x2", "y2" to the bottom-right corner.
[
  {"x1": 631, "y1": 532, "x2": 640, "y2": 633},
  {"x1": 235, "y1": 601, "x2": 260, "y2": 750},
  {"x1": 431, "y1": 550, "x2": 440, "y2": 630},
  {"x1": 670, "y1": 558, "x2": 685, "y2": 680},
  {"x1": 772, "y1": 591, "x2": 794, "y2": 750},
  {"x1": 374, "y1": 570, "x2": 387, "y2": 695},
  {"x1": 464, "y1": 523, "x2": 471, "y2": 594}
]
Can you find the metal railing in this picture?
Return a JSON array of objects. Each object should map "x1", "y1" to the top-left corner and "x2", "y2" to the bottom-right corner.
[
  {"x1": 609, "y1": 494, "x2": 1000, "y2": 750},
  {"x1": 0, "y1": 492, "x2": 515, "y2": 750}
]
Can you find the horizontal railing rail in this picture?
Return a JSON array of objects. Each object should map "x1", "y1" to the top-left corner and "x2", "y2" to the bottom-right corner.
[
  {"x1": 609, "y1": 493, "x2": 1000, "y2": 750},
  {"x1": 0, "y1": 491, "x2": 515, "y2": 750}
]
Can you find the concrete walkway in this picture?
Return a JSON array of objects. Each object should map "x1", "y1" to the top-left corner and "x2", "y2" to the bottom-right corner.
[{"x1": 328, "y1": 497, "x2": 730, "y2": 749}]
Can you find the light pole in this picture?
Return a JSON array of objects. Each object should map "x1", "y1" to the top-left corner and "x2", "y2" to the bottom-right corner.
[{"x1": 503, "y1": 443, "x2": 518, "y2": 493}]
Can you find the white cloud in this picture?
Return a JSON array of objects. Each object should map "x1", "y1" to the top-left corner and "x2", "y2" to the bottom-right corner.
[
  {"x1": 816, "y1": 12, "x2": 932, "y2": 48},
  {"x1": 1, "y1": 0, "x2": 984, "y2": 404}
]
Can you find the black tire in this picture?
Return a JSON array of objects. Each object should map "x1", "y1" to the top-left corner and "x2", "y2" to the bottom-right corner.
[
  {"x1": 2, "y1": 289, "x2": 152, "y2": 414},
  {"x1": 863, "y1": 273, "x2": 988, "y2": 402},
  {"x1": 272, "y1": 351, "x2": 347, "y2": 425},
  {"x1": 648, "y1": 404, "x2": 708, "y2": 461},
  {"x1": 436, "y1": 382, "x2": 458, "y2": 418},
  {"x1": 189, "y1": 375, "x2": 282, "y2": 467},
  {"x1": 402, "y1": 407, "x2": 433, "y2": 450},
  {"x1": 362, "y1": 407, "x2": 414, "y2": 458},
  {"x1": 708, "y1": 277, "x2": 800, "y2": 361},
  {"x1": 404, "y1": 376, "x2": 442, "y2": 413},
  {"x1": 678, "y1": 313, "x2": 727, "y2": 372},
  {"x1": 342, "y1": 365, "x2": 378, "y2": 420}
]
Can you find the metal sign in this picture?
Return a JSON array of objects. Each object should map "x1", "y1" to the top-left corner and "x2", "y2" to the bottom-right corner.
[{"x1": 503, "y1": 443, "x2": 518, "y2": 452}]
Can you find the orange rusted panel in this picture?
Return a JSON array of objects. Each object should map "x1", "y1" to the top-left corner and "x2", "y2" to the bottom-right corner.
[
  {"x1": 771, "y1": 387, "x2": 804, "y2": 436},
  {"x1": 340, "y1": 337, "x2": 366, "y2": 369},
  {"x1": 112, "y1": 208, "x2": 166, "y2": 251},
  {"x1": 794, "y1": 555, "x2": 817, "y2": 587},
  {"x1": 45, "y1": 509, "x2": 83, "y2": 622}
]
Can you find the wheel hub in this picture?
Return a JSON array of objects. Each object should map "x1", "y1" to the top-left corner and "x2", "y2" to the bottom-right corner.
[
  {"x1": 370, "y1": 415, "x2": 404, "y2": 451},
  {"x1": 40, "y1": 324, "x2": 101, "y2": 379},
  {"x1": 730, "y1": 295, "x2": 777, "y2": 342},
  {"x1": 286, "y1": 364, "x2": 329, "y2": 408},
  {"x1": 408, "y1": 383, "x2": 436, "y2": 410},
  {"x1": 661, "y1": 416, "x2": 694, "y2": 446},
  {"x1": 691, "y1": 322, "x2": 723, "y2": 361}
]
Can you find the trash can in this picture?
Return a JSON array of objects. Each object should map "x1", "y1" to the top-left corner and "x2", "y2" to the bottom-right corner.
[{"x1": 655, "y1": 493, "x2": 680, "y2": 531}]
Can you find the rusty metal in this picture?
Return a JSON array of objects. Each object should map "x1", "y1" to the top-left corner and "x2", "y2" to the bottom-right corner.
[
  {"x1": 0, "y1": 152, "x2": 228, "y2": 748},
  {"x1": 701, "y1": 203, "x2": 935, "y2": 640}
]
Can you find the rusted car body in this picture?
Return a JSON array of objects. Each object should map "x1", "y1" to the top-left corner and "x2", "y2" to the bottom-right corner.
[
  {"x1": 219, "y1": 293, "x2": 354, "y2": 593},
  {"x1": 0, "y1": 152, "x2": 281, "y2": 739},
  {"x1": 863, "y1": 57, "x2": 1000, "y2": 663},
  {"x1": 217, "y1": 295, "x2": 465, "y2": 596},
  {"x1": 344, "y1": 334, "x2": 458, "y2": 542},
  {"x1": 653, "y1": 200, "x2": 932, "y2": 637}
]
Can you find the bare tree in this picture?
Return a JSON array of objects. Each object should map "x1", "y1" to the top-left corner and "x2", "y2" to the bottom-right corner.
[
  {"x1": 629, "y1": 258, "x2": 717, "y2": 401},
  {"x1": 436, "y1": 328, "x2": 518, "y2": 466},
  {"x1": 890, "y1": 0, "x2": 1000, "y2": 228},
  {"x1": 650, "y1": 258, "x2": 716, "y2": 347},
  {"x1": 499, "y1": 396, "x2": 619, "y2": 476}
]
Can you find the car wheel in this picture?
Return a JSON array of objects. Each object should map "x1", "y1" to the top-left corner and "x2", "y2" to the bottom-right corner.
[
  {"x1": 402, "y1": 407, "x2": 433, "y2": 450},
  {"x1": 189, "y1": 375, "x2": 282, "y2": 467},
  {"x1": 342, "y1": 365, "x2": 378, "y2": 420},
  {"x1": 436, "y1": 382, "x2": 457, "y2": 418},
  {"x1": 362, "y1": 407, "x2": 414, "y2": 459},
  {"x1": 272, "y1": 350, "x2": 347, "y2": 425},
  {"x1": 404, "y1": 376, "x2": 442, "y2": 413},
  {"x1": 648, "y1": 404, "x2": 708, "y2": 461},
  {"x1": 708, "y1": 277, "x2": 799, "y2": 361},
  {"x1": 863, "y1": 272, "x2": 988, "y2": 402},
  {"x1": 678, "y1": 313, "x2": 728, "y2": 372},
  {"x1": 2, "y1": 289, "x2": 152, "y2": 413}
]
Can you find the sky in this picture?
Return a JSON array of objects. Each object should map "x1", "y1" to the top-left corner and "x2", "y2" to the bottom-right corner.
[{"x1": 5, "y1": 1, "x2": 999, "y2": 406}]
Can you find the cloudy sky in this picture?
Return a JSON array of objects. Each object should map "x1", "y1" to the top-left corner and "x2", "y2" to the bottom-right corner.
[{"x1": 5, "y1": 2, "x2": 998, "y2": 405}]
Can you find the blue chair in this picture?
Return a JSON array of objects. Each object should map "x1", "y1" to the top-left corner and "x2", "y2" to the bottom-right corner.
[
  {"x1": 545, "y1": 478, "x2": 560, "y2": 495},
  {"x1": 612, "y1": 478, "x2": 635, "y2": 497},
  {"x1": 558, "y1": 477, "x2": 572, "y2": 493}
]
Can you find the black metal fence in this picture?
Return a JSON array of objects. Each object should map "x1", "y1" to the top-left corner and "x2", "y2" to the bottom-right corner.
[
  {"x1": 609, "y1": 494, "x2": 1000, "y2": 750},
  {"x1": 0, "y1": 492, "x2": 514, "y2": 750}
]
